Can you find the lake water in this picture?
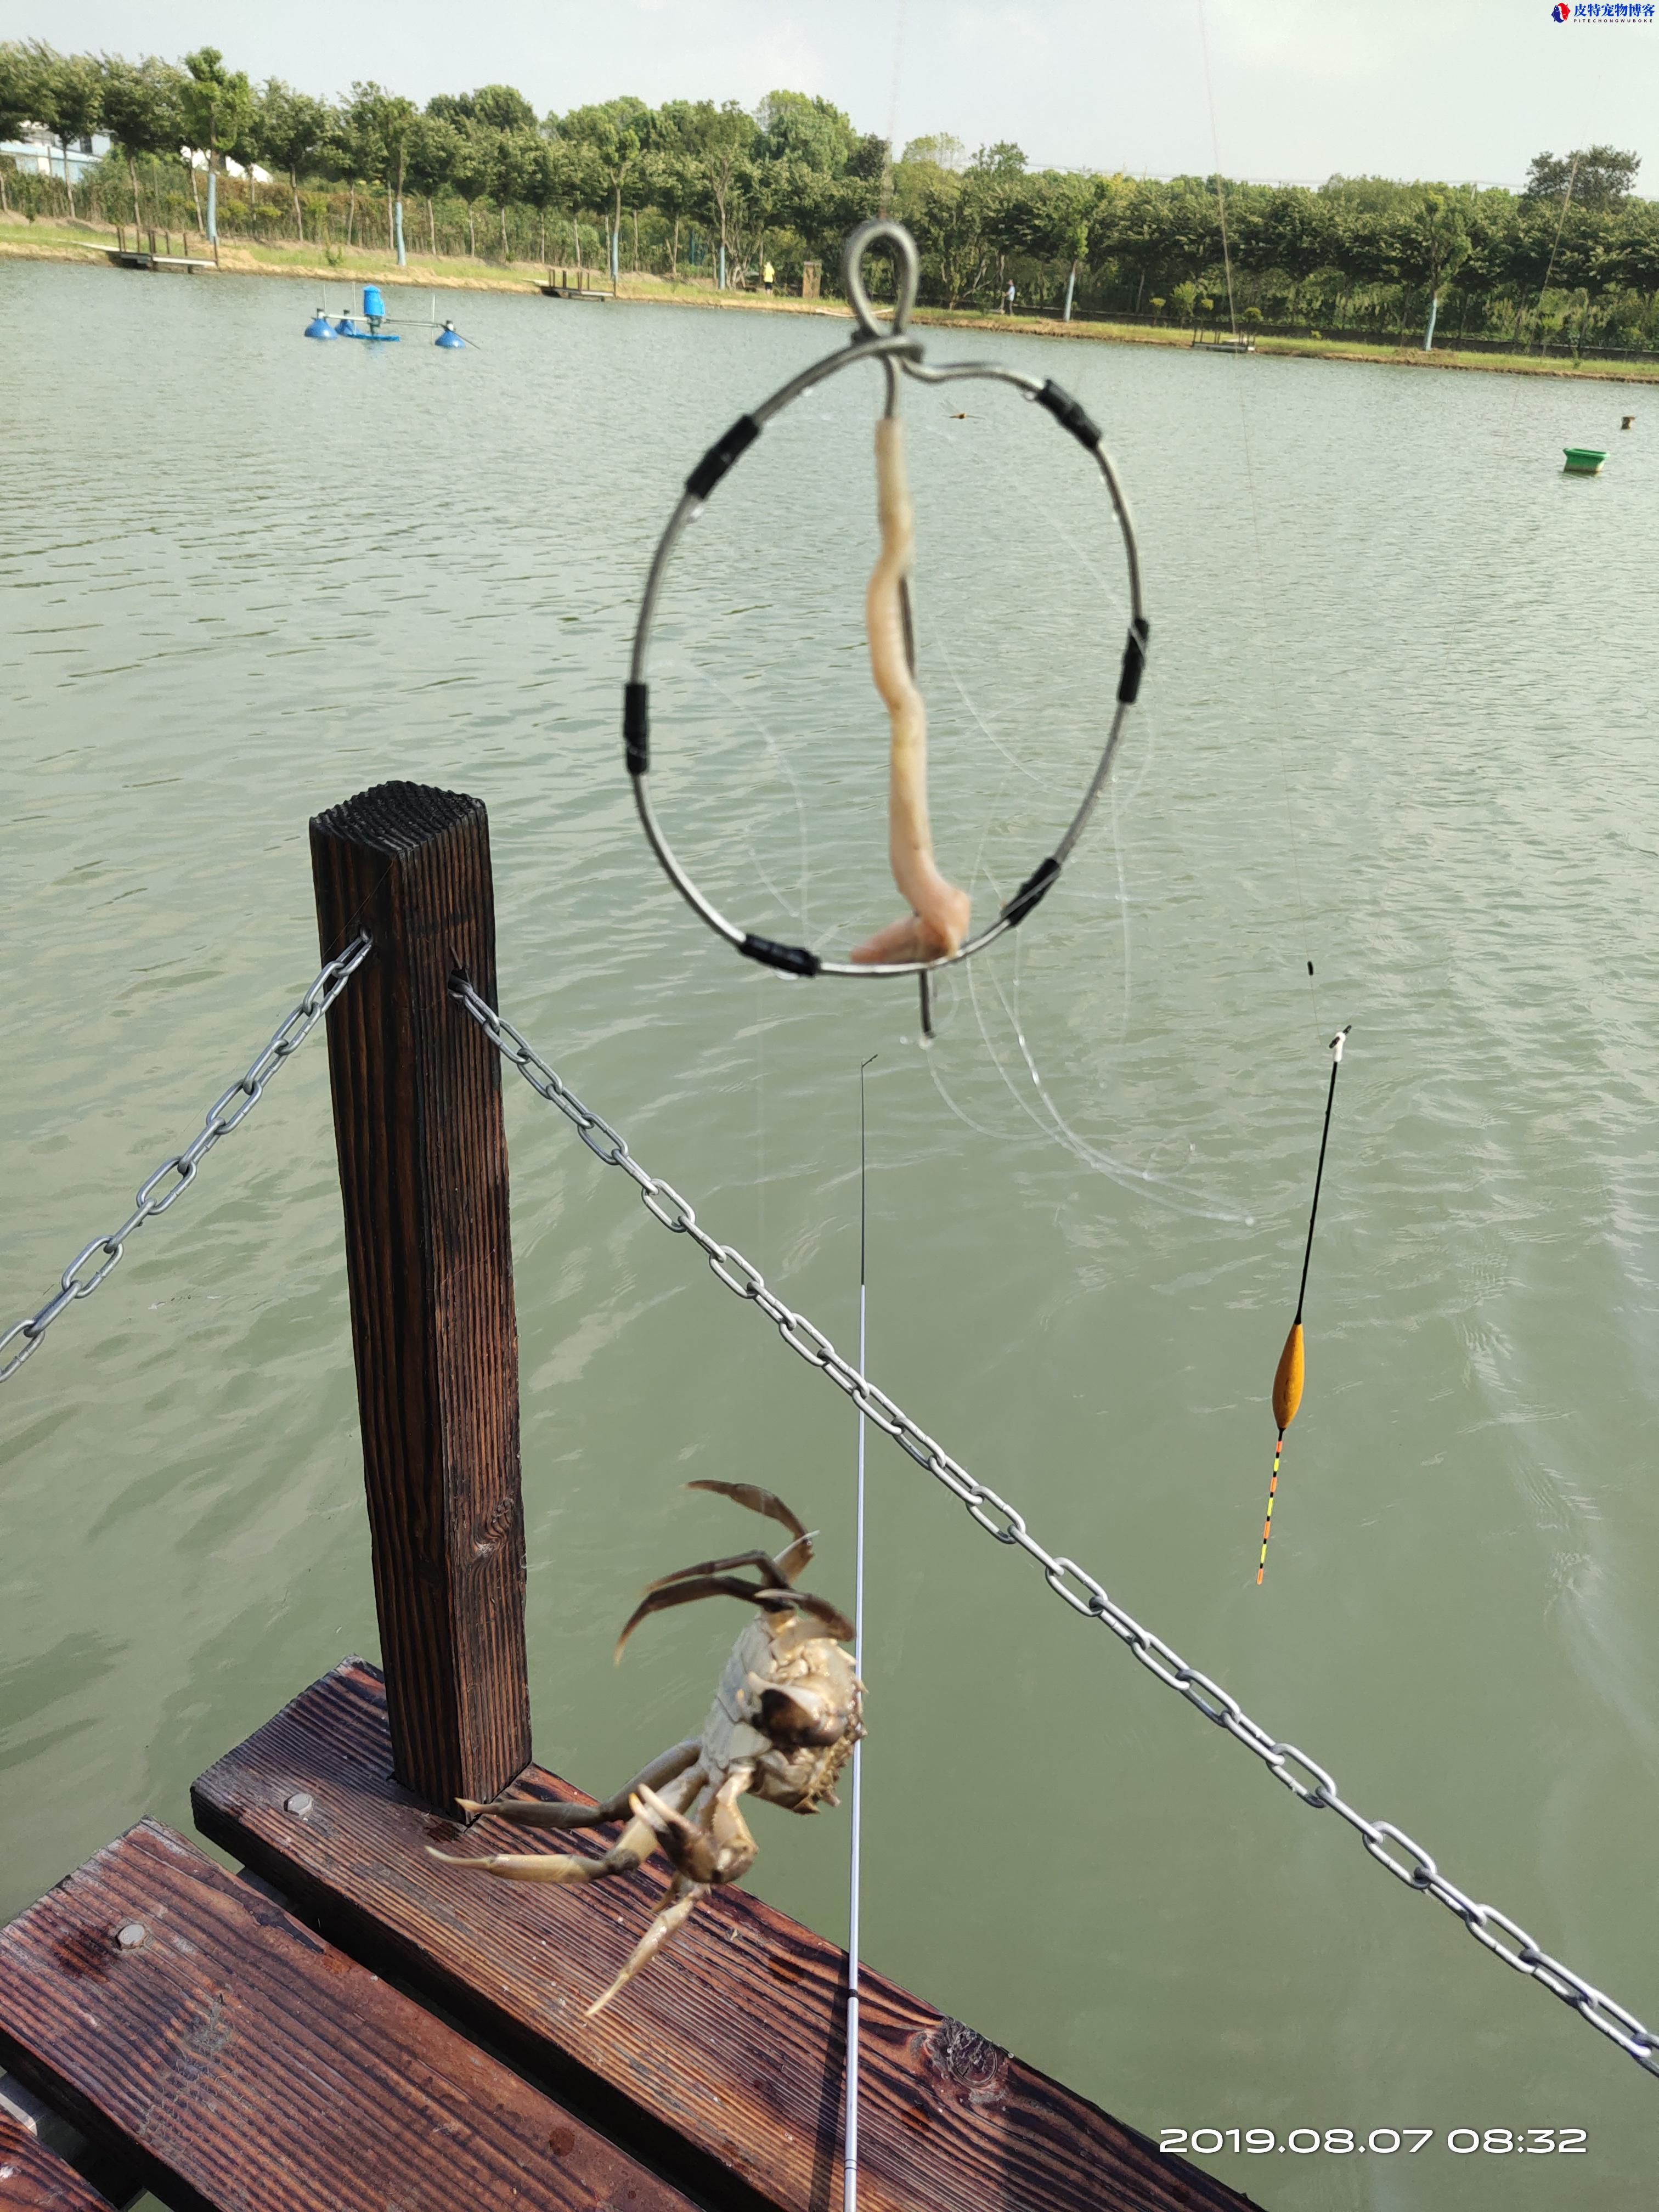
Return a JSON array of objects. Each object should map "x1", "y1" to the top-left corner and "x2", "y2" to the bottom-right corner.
[{"x1": 5, "y1": 257, "x2": 1659, "y2": 2208}]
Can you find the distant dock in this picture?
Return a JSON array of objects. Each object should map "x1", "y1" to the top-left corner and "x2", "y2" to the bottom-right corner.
[
  {"x1": 541, "y1": 267, "x2": 608, "y2": 300},
  {"x1": 109, "y1": 225, "x2": 216, "y2": 274}
]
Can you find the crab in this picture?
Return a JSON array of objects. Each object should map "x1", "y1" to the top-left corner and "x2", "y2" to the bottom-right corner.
[{"x1": 428, "y1": 1481, "x2": 862, "y2": 2016}]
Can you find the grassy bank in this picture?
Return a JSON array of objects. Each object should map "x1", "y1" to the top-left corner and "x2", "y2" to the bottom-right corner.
[{"x1": 8, "y1": 218, "x2": 1659, "y2": 385}]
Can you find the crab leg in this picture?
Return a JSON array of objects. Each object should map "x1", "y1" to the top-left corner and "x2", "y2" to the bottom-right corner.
[
  {"x1": 430, "y1": 1762, "x2": 703, "y2": 1881},
  {"x1": 455, "y1": 1738, "x2": 702, "y2": 1829},
  {"x1": 644, "y1": 1549, "x2": 798, "y2": 1596},
  {"x1": 586, "y1": 1875, "x2": 710, "y2": 2018},
  {"x1": 850, "y1": 414, "x2": 971, "y2": 967}
]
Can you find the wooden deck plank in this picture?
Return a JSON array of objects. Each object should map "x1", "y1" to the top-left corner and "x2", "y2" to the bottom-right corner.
[
  {"x1": 193, "y1": 1660, "x2": 1260, "y2": 2212},
  {"x1": 0, "y1": 1819, "x2": 695, "y2": 2212},
  {"x1": 0, "y1": 2120, "x2": 116, "y2": 2211}
]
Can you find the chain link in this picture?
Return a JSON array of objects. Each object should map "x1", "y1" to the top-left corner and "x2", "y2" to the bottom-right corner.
[
  {"x1": 454, "y1": 974, "x2": 1659, "y2": 2084},
  {"x1": 2, "y1": 936, "x2": 371, "y2": 1384}
]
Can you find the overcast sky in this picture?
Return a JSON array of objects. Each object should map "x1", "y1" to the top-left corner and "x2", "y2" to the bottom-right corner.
[{"x1": 21, "y1": 0, "x2": 1659, "y2": 190}]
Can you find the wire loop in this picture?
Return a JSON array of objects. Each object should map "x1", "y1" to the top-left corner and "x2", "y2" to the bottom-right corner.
[
  {"x1": 624, "y1": 220, "x2": 1148, "y2": 986},
  {"x1": 842, "y1": 219, "x2": 919, "y2": 340}
]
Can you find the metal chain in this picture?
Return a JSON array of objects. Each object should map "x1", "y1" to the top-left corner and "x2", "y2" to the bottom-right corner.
[
  {"x1": 2, "y1": 935, "x2": 371, "y2": 1384},
  {"x1": 454, "y1": 973, "x2": 1659, "y2": 2082}
]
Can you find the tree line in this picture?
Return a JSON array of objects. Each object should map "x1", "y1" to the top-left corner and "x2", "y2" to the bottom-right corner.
[{"x1": 4, "y1": 39, "x2": 1657, "y2": 353}]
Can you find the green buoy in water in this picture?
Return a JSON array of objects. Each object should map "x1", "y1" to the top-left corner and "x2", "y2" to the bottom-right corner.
[{"x1": 1563, "y1": 447, "x2": 1607, "y2": 475}]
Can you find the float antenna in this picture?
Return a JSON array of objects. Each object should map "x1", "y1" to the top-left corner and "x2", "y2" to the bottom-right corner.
[
  {"x1": 1258, "y1": 1026, "x2": 1349, "y2": 1584},
  {"x1": 844, "y1": 1053, "x2": 877, "y2": 2210}
]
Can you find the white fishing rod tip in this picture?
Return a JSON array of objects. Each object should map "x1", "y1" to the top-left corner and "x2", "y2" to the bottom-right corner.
[{"x1": 1329, "y1": 1024, "x2": 1351, "y2": 1062}]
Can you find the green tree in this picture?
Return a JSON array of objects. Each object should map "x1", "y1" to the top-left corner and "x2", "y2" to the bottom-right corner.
[
  {"x1": 1606, "y1": 198, "x2": 1659, "y2": 303},
  {"x1": 844, "y1": 133, "x2": 887, "y2": 183},
  {"x1": 0, "y1": 42, "x2": 33, "y2": 141},
  {"x1": 558, "y1": 96, "x2": 652, "y2": 278},
  {"x1": 521, "y1": 133, "x2": 577, "y2": 264},
  {"x1": 755, "y1": 89, "x2": 856, "y2": 174},
  {"x1": 1524, "y1": 145, "x2": 1639, "y2": 212},
  {"x1": 1401, "y1": 185, "x2": 1472, "y2": 320},
  {"x1": 346, "y1": 81, "x2": 417, "y2": 251},
  {"x1": 227, "y1": 98, "x2": 263, "y2": 218},
  {"x1": 323, "y1": 98, "x2": 372, "y2": 245},
  {"x1": 896, "y1": 159, "x2": 992, "y2": 306},
  {"x1": 659, "y1": 99, "x2": 757, "y2": 286},
  {"x1": 0, "y1": 43, "x2": 37, "y2": 214},
  {"x1": 404, "y1": 111, "x2": 459, "y2": 254},
  {"x1": 489, "y1": 125, "x2": 541, "y2": 257},
  {"x1": 179, "y1": 46, "x2": 252, "y2": 234},
  {"x1": 470, "y1": 83, "x2": 537, "y2": 134},
  {"x1": 1023, "y1": 170, "x2": 1103, "y2": 316},
  {"x1": 254, "y1": 79, "x2": 329, "y2": 240},
  {"x1": 25, "y1": 42, "x2": 104, "y2": 217},
  {"x1": 972, "y1": 140, "x2": 1026, "y2": 177},
  {"x1": 448, "y1": 120, "x2": 495, "y2": 257},
  {"x1": 901, "y1": 133, "x2": 966, "y2": 171},
  {"x1": 98, "y1": 55, "x2": 184, "y2": 229},
  {"x1": 644, "y1": 145, "x2": 699, "y2": 279},
  {"x1": 1246, "y1": 187, "x2": 1335, "y2": 321}
]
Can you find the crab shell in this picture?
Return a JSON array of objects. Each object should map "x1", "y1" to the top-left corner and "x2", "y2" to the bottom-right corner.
[{"x1": 704, "y1": 1612, "x2": 864, "y2": 1812}]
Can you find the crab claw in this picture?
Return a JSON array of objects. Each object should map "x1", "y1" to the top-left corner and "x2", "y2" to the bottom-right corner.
[{"x1": 630, "y1": 1784, "x2": 703, "y2": 1866}]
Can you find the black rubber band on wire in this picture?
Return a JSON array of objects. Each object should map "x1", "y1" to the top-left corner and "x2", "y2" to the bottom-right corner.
[
  {"x1": 1117, "y1": 617, "x2": 1150, "y2": 704},
  {"x1": 740, "y1": 933, "x2": 822, "y2": 978},
  {"x1": 1036, "y1": 380, "x2": 1101, "y2": 450},
  {"x1": 687, "y1": 415, "x2": 760, "y2": 500},
  {"x1": 1001, "y1": 855, "x2": 1062, "y2": 927},
  {"x1": 624, "y1": 681, "x2": 650, "y2": 775}
]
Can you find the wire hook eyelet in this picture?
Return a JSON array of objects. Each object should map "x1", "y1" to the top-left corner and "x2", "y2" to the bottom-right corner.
[{"x1": 843, "y1": 221, "x2": 920, "y2": 342}]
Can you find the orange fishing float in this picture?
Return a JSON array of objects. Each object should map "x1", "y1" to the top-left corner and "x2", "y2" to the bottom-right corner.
[{"x1": 1257, "y1": 1026, "x2": 1348, "y2": 1584}]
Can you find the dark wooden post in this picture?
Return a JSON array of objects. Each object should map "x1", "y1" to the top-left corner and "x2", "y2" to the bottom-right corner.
[{"x1": 310, "y1": 782, "x2": 531, "y2": 1810}]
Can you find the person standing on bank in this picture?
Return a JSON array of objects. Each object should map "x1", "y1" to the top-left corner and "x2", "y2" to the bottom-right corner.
[{"x1": 763, "y1": 259, "x2": 775, "y2": 294}]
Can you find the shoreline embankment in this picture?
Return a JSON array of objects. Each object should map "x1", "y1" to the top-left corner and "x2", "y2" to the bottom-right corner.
[{"x1": 7, "y1": 224, "x2": 1657, "y2": 387}]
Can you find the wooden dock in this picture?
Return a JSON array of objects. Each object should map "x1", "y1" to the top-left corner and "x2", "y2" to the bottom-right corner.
[
  {"x1": 0, "y1": 784, "x2": 1263, "y2": 2212},
  {"x1": 540, "y1": 269, "x2": 607, "y2": 299},
  {"x1": 105, "y1": 251, "x2": 218, "y2": 273},
  {"x1": 106, "y1": 228, "x2": 217, "y2": 274}
]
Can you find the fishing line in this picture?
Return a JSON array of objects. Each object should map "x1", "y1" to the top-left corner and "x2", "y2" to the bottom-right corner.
[
  {"x1": 1257, "y1": 1024, "x2": 1349, "y2": 1583},
  {"x1": 1531, "y1": 151, "x2": 1582, "y2": 346},
  {"x1": 879, "y1": 0, "x2": 907, "y2": 222},
  {"x1": 1196, "y1": 0, "x2": 1241, "y2": 347},
  {"x1": 1195, "y1": 0, "x2": 1323, "y2": 1037},
  {"x1": 930, "y1": 630, "x2": 1048, "y2": 793},
  {"x1": 843, "y1": 1052, "x2": 877, "y2": 2212},
  {"x1": 957, "y1": 931, "x2": 1249, "y2": 1222},
  {"x1": 669, "y1": 653, "x2": 814, "y2": 938},
  {"x1": 943, "y1": 716, "x2": 1248, "y2": 1221},
  {"x1": 905, "y1": 682, "x2": 1245, "y2": 1220},
  {"x1": 1106, "y1": 771, "x2": 1132, "y2": 1051},
  {"x1": 755, "y1": 968, "x2": 766, "y2": 1251}
]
